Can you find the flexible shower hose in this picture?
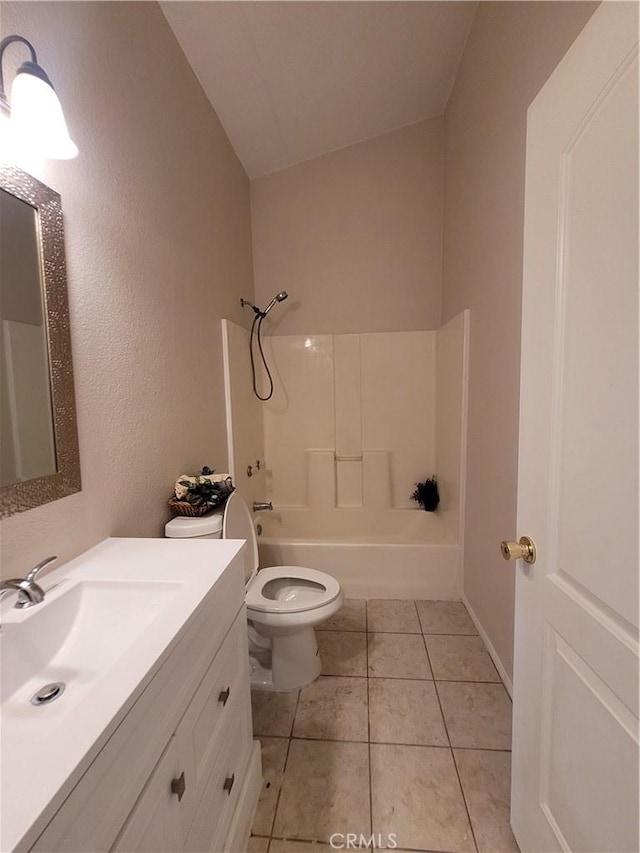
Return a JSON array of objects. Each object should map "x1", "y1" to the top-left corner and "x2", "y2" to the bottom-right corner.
[{"x1": 249, "y1": 312, "x2": 275, "y2": 401}]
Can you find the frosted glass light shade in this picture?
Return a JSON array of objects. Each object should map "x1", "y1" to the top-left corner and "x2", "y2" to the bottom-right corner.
[{"x1": 11, "y1": 71, "x2": 77, "y2": 159}]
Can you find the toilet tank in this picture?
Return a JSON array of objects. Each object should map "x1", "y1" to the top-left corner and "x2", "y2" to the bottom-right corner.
[{"x1": 164, "y1": 511, "x2": 223, "y2": 539}]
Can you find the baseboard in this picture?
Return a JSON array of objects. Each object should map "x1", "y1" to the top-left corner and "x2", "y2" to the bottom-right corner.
[{"x1": 462, "y1": 594, "x2": 513, "y2": 698}]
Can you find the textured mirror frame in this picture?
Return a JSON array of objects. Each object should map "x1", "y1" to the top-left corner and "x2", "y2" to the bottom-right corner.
[{"x1": 0, "y1": 165, "x2": 81, "y2": 517}]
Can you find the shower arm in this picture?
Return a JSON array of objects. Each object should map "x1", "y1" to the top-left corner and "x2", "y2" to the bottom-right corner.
[{"x1": 240, "y1": 298, "x2": 263, "y2": 317}]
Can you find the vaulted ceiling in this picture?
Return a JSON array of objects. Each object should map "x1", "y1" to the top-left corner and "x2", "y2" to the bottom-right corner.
[{"x1": 161, "y1": 2, "x2": 477, "y2": 178}]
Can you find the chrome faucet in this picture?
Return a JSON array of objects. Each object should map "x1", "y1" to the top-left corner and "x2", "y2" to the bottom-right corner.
[
  {"x1": 0, "y1": 556, "x2": 57, "y2": 610},
  {"x1": 252, "y1": 501, "x2": 273, "y2": 512}
]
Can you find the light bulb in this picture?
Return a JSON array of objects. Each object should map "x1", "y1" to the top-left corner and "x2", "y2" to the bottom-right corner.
[{"x1": 11, "y1": 71, "x2": 77, "y2": 160}]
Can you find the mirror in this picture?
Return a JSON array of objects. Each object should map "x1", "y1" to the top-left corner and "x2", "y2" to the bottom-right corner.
[
  {"x1": 0, "y1": 165, "x2": 80, "y2": 517},
  {"x1": 1, "y1": 189, "x2": 56, "y2": 484}
]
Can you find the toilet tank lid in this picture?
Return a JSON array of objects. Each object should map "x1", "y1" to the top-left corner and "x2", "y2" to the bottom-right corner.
[{"x1": 165, "y1": 511, "x2": 223, "y2": 538}]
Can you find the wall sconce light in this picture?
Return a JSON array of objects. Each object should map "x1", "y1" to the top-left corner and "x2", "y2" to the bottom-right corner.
[{"x1": 0, "y1": 34, "x2": 77, "y2": 160}]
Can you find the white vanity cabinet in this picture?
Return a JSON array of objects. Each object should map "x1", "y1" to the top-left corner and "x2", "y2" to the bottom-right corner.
[{"x1": 27, "y1": 553, "x2": 261, "y2": 853}]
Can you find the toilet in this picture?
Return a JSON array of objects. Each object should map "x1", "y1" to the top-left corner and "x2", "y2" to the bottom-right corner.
[{"x1": 165, "y1": 491, "x2": 343, "y2": 691}]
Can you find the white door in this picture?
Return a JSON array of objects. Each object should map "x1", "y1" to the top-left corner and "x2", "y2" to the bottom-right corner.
[{"x1": 511, "y1": 4, "x2": 639, "y2": 852}]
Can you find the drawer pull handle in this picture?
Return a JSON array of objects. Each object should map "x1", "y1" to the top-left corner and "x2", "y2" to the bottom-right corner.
[
  {"x1": 171, "y1": 771, "x2": 186, "y2": 802},
  {"x1": 218, "y1": 687, "x2": 231, "y2": 706},
  {"x1": 223, "y1": 773, "x2": 235, "y2": 795}
]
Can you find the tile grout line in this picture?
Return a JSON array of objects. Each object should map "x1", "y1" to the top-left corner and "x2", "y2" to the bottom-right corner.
[
  {"x1": 451, "y1": 748, "x2": 481, "y2": 853},
  {"x1": 412, "y1": 598, "x2": 422, "y2": 635},
  {"x1": 317, "y1": 672, "x2": 504, "y2": 685},
  {"x1": 420, "y1": 626, "x2": 451, "y2": 750},
  {"x1": 267, "y1": 735, "x2": 290, "y2": 840},
  {"x1": 266, "y1": 688, "x2": 301, "y2": 844},
  {"x1": 282, "y1": 735, "x2": 510, "y2": 752},
  {"x1": 319, "y1": 628, "x2": 479, "y2": 636},
  {"x1": 422, "y1": 622, "x2": 480, "y2": 853}
]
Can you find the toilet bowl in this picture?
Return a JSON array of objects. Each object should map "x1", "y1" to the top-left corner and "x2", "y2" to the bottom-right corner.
[{"x1": 165, "y1": 492, "x2": 343, "y2": 691}]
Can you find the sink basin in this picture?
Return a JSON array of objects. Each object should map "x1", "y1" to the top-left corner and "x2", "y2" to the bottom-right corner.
[
  {"x1": 0, "y1": 536, "x2": 246, "y2": 853},
  {"x1": 1, "y1": 578, "x2": 182, "y2": 706}
]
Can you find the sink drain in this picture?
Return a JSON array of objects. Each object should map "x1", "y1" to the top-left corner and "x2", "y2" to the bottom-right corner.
[{"x1": 31, "y1": 682, "x2": 65, "y2": 706}]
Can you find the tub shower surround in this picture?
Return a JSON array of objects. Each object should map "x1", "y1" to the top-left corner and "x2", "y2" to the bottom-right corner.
[
  {"x1": 261, "y1": 330, "x2": 437, "y2": 513},
  {"x1": 222, "y1": 312, "x2": 468, "y2": 599}
]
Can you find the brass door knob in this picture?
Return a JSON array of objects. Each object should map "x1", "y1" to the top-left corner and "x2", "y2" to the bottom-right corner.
[{"x1": 500, "y1": 536, "x2": 536, "y2": 564}]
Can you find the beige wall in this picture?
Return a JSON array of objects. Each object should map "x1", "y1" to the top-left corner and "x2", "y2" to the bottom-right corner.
[
  {"x1": 0, "y1": 2, "x2": 253, "y2": 578},
  {"x1": 251, "y1": 117, "x2": 443, "y2": 335},
  {"x1": 435, "y1": 309, "x2": 469, "y2": 544},
  {"x1": 442, "y1": 1, "x2": 598, "y2": 681}
]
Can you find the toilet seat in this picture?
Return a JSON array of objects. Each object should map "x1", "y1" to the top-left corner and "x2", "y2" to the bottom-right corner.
[
  {"x1": 246, "y1": 566, "x2": 341, "y2": 614},
  {"x1": 222, "y1": 493, "x2": 341, "y2": 617},
  {"x1": 222, "y1": 491, "x2": 260, "y2": 585}
]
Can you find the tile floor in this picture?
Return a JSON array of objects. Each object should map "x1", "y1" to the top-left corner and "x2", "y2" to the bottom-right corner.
[{"x1": 249, "y1": 600, "x2": 519, "y2": 853}]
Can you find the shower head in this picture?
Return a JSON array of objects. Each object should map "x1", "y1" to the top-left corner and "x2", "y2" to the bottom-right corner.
[
  {"x1": 240, "y1": 291, "x2": 289, "y2": 318},
  {"x1": 262, "y1": 291, "x2": 289, "y2": 316}
]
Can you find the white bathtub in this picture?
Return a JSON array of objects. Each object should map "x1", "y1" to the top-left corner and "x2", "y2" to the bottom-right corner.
[{"x1": 257, "y1": 508, "x2": 461, "y2": 600}]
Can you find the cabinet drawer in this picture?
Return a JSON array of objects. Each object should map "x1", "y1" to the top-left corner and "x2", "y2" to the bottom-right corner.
[
  {"x1": 184, "y1": 693, "x2": 253, "y2": 853},
  {"x1": 176, "y1": 609, "x2": 251, "y2": 838}
]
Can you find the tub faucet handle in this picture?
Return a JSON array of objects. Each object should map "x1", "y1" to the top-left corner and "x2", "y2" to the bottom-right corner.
[
  {"x1": 247, "y1": 460, "x2": 263, "y2": 478},
  {"x1": 252, "y1": 501, "x2": 273, "y2": 512}
]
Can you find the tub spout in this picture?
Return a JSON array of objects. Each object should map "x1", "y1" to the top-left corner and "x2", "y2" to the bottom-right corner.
[{"x1": 253, "y1": 501, "x2": 273, "y2": 512}]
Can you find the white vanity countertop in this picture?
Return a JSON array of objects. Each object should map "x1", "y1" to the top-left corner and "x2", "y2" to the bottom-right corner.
[{"x1": 0, "y1": 536, "x2": 246, "y2": 853}]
